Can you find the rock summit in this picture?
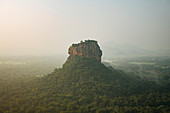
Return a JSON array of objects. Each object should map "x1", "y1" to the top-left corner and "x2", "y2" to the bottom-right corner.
[{"x1": 66, "y1": 40, "x2": 102, "y2": 63}]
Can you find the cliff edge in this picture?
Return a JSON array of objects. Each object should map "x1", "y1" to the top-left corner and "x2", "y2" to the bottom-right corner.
[{"x1": 65, "y1": 40, "x2": 102, "y2": 63}]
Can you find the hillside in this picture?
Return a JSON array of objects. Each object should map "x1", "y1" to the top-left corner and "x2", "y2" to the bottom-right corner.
[
  {"x1": 102, "y1": 42, "x2": 170, "y2": 58},
  {"x1": 0, "y1": 40, "x2": 169, "y2": 113}
]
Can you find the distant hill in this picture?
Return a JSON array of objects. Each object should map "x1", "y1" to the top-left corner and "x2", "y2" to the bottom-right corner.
[{"x1": 101, "y1": 42, "x2": 170, "y2": 58}]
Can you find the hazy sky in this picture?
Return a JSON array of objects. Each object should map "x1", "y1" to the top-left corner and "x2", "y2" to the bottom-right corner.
[{"x1": 0, "y1": 0, "x2": 170, "y2": 56}]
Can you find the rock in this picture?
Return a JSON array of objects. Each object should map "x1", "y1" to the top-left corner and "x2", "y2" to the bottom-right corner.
[{"x1": 66, "y1": 40, "x2": 102, "y2": 63}]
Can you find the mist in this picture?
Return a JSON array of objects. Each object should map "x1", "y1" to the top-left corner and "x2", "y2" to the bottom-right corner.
[{"x1": 0, "y1": 0, "x2": 170, "y2": 56}]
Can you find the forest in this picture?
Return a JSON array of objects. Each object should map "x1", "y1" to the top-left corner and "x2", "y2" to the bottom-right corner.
[
  {"x1": 0, "y1": 56, "x2": 169, "y2": 113},
  {"x1": 1, "y1": 0, "x2": 170, "y2": 112}
]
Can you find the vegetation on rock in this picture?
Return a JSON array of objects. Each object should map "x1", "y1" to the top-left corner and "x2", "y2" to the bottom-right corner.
[{"x1": 0, "y1": 41, "x2": 169, "y2": 113}]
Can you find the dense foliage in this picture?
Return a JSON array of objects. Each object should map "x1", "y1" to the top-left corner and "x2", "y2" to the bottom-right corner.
[
  {"x1": 0, "y1": 56, "x2": 169, "y2": 113},
  {"x1": 104, "y1": 56, "x2": 170, "y2": 84}
]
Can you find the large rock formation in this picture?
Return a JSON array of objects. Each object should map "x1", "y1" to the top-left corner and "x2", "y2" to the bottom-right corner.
[{"x1": 66, "y1": 40, "x2": 102, "y2": 63}]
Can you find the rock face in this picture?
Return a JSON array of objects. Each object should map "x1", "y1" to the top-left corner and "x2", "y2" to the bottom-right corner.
[{"x1": 66, "y1": 40, "x2": 102, "y2": 63}]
